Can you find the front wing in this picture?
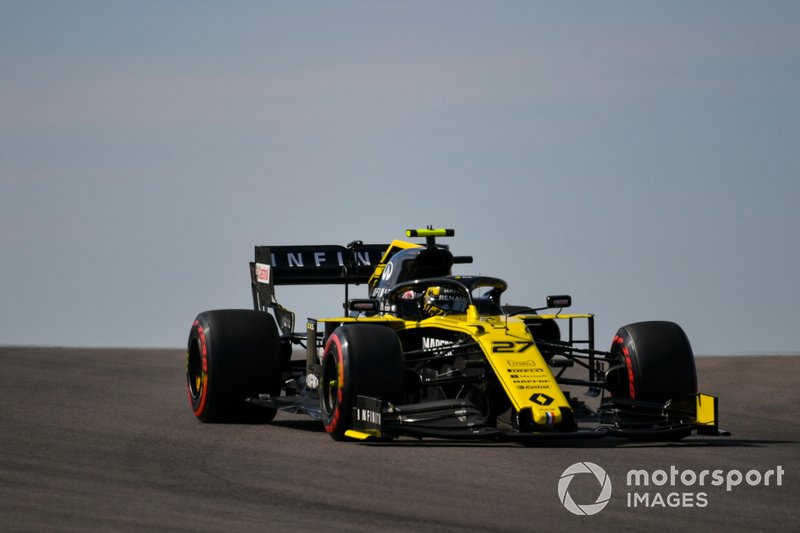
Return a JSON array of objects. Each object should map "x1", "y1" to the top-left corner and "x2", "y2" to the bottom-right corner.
[{"x1": 344, "y1": 393, "x2": 728, "y2": 442}]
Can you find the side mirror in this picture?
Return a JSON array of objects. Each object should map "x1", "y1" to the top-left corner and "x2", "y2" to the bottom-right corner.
[
  {"x1": 348, "y1": 299, "x2": 381, "y2": 314},
  {"x1": 546, "y1": 295, "x2": 572, "y2": 309}
]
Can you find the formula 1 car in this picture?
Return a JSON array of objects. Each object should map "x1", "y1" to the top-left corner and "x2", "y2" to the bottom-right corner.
[{"x1": 187, "y1": 228, "x2": 727, "y2": 441}]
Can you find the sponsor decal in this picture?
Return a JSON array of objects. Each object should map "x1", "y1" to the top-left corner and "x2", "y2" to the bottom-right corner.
[
  {"x1": 422, "y1": 337, "x2": 454, "y2": 350},
  {"x1": 287, "y1": 252, "x2": 304, "y2": 267},
  {"x1": 508, "y1": 359, "x2": 537, "y2": 367},
  {"x1": 353, "y1": 396, "x2": 383, "y2": 435},
  {"x1": 356, "y1": 407, "x2": 381, "y2": 426},
  {"x1": 381, "y1": 261, "x2": 394, "y2": 281},
  {"x1": 270, "y1": 250, "x2": 377, "y2": 268},
  {"x1": 255, "y1": 263, "x2": 271, "y2": 284},
  {"x1": 529, "y1": 393, "x2": 555, "y2": 406},
  {"x1": 372, "y1": 286, "x2": 389, "y2": 299}
]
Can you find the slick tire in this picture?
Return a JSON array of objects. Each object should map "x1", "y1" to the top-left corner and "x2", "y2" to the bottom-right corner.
[
  {"x1": 606, "y1": 321, "x2": 697, "y2": 403},
  {"x1": 320, "y1": 324, "x2": 404, "y2": 441},
  {"x1": 187, "y1": 309, "x2": 282, "y2": 423}
]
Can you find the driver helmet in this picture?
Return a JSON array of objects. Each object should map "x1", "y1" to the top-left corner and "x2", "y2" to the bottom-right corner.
[{"x1": 423, "y1": 286, "x2": 468, "y2": 317}]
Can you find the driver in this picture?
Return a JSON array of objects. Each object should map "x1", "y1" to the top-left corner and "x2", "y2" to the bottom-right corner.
[{"x1": 423, "y1": 286, "x2": 469, "y2": 317}]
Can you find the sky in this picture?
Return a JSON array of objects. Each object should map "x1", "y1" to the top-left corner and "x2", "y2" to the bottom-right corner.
[{"x1": 1, "y1": 1, "x2": 798, "y2": 355}]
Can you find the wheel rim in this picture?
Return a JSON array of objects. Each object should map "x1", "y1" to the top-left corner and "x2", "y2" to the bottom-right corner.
[
  {"x1": 321, "y1": 353, "x2": 339, "y2": 416},
  {"x1": 187, "y1": 337, "x2": 203, "y2": 399}
]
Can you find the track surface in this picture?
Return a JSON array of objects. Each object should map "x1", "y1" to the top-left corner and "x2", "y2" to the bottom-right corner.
[{"x1": 1, "y1": 347, "x2": 798, "y2": 532}]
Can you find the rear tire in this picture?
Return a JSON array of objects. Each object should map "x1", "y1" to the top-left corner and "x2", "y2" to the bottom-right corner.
[
  {"x1": 320, "y1": 324, "x2": 404, "y2": 440},
  {"x1": 605, "y1": 321, "x2": 697, "y2": 403},
  {"x1": 187, "y1": 309, "x2": 282, "y2": 423}
]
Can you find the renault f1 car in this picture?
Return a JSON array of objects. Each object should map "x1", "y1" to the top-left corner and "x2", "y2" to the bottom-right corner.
[{"x1": 187, "y1": 228, "x2": 727, "y2": 442}]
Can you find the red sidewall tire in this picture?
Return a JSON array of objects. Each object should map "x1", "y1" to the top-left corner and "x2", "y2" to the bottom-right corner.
[
  {"x1": 320, "y1": 333, "x2": 350, "y2": 439},
  {"x1": 187, "y1": 310, "x2": 282, "y2": 423},
  {"x1": 187, "y1": 319, "x2": 212, "y2": 419},
  {"x1": 319, "y1": 324, "x2": 404, "y2": 441}
]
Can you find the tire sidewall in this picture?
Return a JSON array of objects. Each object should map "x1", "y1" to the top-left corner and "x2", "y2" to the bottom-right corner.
[
  {"x1": 188, "y1": 317, "x2": 213, "y2": 420},
  {"x1": 321, "y1": 331, "x2": 351, "y2": 439},
  {"x1": 610, "y1": 328, "x2": 640, "y2": 400}
]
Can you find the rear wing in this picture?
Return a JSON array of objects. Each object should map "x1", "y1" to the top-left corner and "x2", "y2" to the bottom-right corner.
[
  {"x1": 251, "y1": 244, "x2": 389, "y2": 286},
  {"x1": 250, "y1": 244, "x2": 388, "y2": 326}
]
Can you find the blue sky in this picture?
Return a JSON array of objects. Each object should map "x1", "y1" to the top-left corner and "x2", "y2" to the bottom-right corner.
[{"x1": 1, "y1": 1, "x2": 798, "y2": 354}]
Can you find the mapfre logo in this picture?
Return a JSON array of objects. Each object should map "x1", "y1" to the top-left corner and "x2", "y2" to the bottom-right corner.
[{"x1": 558, "y1": 462, "x2": 612, "y2": 516}]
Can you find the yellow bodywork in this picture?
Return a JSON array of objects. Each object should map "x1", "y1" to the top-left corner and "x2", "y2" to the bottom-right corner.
[
  {"x1": 319, "y1": 306, "x2": 577, "y2": 429},
  {"x1": 324, "y1": 231, "x2": 580, "y2": 430},
  {"x1": 344, "y1": 429, "x2": 376, "y2": 440},
  {"x1": 695, "y1": 393, "x2": 718, "y2": 427},
  {"x1": 311, "y1": 229, "x2": 720, "y2": 437}
]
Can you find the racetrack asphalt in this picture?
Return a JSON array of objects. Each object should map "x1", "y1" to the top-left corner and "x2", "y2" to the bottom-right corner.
[{"x1": 1, "y1": 347, "x2": 797, "y2": 532}]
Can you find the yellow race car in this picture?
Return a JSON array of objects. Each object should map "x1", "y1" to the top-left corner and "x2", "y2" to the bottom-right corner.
[{"x1": 187, "y1": 228, "x2": 728, "y2": 442}]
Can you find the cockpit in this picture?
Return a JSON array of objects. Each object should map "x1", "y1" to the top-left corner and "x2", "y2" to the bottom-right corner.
[{"x1": 384, "y1": 276, "x2": 508, "y2": 320}]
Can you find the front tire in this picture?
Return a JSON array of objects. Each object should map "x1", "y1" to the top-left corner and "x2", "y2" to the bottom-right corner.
[
  {"x1": 187, "y1": 309, "x2": 282, "y2": 423},
  {"x1": 605, "y1": 320, "x2": 697, "y2": 403},
  {"x1": 320, "y1": 324, "x2": 404, "y2": 440}
]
